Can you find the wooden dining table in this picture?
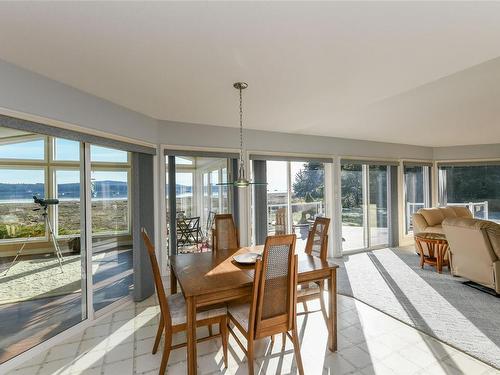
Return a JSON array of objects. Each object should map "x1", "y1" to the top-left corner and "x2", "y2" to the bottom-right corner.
[{"x1": 169, "y1": 245, "x2": 339, "y2": 375}]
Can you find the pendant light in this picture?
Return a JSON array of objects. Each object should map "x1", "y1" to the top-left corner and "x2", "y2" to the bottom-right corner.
[{"x1": 218, "y1": 82, "x2": 266, "y2": 188}]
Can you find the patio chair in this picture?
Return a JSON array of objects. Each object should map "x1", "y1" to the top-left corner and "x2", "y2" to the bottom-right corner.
[
  {"x1": 274, "y1": 207, "x2": 287, "y2": 235},
  {"x1": 227, "y1": 234, "x2": 304, "y2": 375},
  {"x1": 212, "y1": 214, "x2": 239, "y2": 251},
  {"x1": 176, "y1": 216, "x2": 200, "y2": 252},
  {"x1": 141, "y1": 228, "x2": 229, "y2": 375},
  {"x1": 297, "y1": 217, "x2": 330, "y2": 319}
]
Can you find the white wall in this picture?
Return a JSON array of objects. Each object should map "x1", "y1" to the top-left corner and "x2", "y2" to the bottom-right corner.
[
  {"x1": 0, "y1": 59, "x2": 159, "y2": 144},
  {"x1": 433, "y1": 143, "x2": 500, "y2": 160},
  {"x1": 158, "y1": 120, "x2": 433, "y2": 160}
]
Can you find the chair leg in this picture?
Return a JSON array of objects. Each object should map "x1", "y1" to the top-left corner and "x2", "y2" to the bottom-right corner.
[
  {"x1": 153, "y1": 315, "x2": 164, "y2": 354},
  {"x1": 220, "y1": 318, "x2": 229, "y2": 368},
  {"x1": 291, "y1": 327, "x2": 304, "y2": 375},
  {"x1": 281, "y1": 332, "x2": 287, "y2": 350},
  {"x1": 247, "y1": 338, "x2": 255, "y2": 375},
  {"x1": 159, "y1": 327, "x2": 172, "y2": 375},
  {"x1": 319, "y1": 283, "x2": 328, "y2": 324}
]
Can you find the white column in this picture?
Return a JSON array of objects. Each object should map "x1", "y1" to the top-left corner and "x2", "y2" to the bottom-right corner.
[{"x1": 331, "y1": 157, "x2": 343, "y2": 258}]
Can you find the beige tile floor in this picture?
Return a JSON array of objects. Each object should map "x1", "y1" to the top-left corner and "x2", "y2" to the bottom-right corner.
[{"x1": 7, "y1": 294, "x2": 499, "y2": 375}]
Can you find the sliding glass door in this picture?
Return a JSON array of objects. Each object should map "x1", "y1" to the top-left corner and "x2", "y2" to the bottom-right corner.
[
  {"x1": 0, "y1": 129, "x2": 87, "y2": 363},
  {"x1": 403, "y1": 164, "x2": 431, "y2": 234},
  {"x1": 90, "y1": 146, "x2": 133, "y2": 311},
  {"x1": 253, "y1": 158, "x2": 327, "y2": 252},
  {"x1": 165, "y1": 153, "x2": 235, "y2": 255},
  {"x1": 341, "y1": 162, "x2": 391, "y2": 252}
]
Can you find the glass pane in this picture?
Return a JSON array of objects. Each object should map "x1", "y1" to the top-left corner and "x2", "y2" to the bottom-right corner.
[
  {"x1": 91, "y1": 169, "x2": 132, "y2": 311},
  {"x1": 369, "y1": 165, "x2": 389, "y2": 247},
  {"x1": 54, "y1": 138, "x2": 80, "y2": 161},
  {"x1": 210, "y1": 169, "x2": 219, "y2": 214},
  {"x1": 0, "y1": 138, "x2": 45, "y2": 160},
  {"x1": 175, "y1": 156, "x2": 194, "y2": 165},
  {"x1": 176, "y1": 172, "x2": 193, "y2": 218},
  {"x1": 267, "y1": 161, "x2": 288, "y2": 235},
  {"x1": 404, "y1": 166, "x2": 425, "y2": 234},
  {"x1": 439, "y1": 165, "x2": 500, "y2": 223},
  {"x1": 55, "y1": 170, "x2": 81, "y2": 235},
  {"x1": 341, "y1": 164, "x2": 365, "y2": 251},
  {"x1": 91, "y1": 171, "x2": 129, "y2": 234},
  {"x1": 0, "y1": 168, "x2": 45, "y2": 239},
  {"x1": 90, "y1": 145, "x2": 128, "y2": 163},
  {"x1": 221, "y1": 167, "x2": 229, "y2": 213},
  {"x1": 291, "y1": 161, "x2": 325, "y2": 252}
]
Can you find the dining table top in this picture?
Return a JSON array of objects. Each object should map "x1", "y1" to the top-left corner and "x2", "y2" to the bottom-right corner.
[{"x1": 169, "y1": 245, "x2": 339, "y2": 298}]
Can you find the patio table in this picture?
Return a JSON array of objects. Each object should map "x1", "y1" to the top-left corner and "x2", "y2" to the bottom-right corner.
[{"x1": 169, "y1": 245, "x2": 339, "y2": 375}]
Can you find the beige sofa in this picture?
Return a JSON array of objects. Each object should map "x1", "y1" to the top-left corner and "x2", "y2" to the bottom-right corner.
[
  {"x1": 412, "y1": 206, "x2": 472, "y2": 235},
  {"x1": 442, "y1": 217, "x2": 500, "y2": 294}
]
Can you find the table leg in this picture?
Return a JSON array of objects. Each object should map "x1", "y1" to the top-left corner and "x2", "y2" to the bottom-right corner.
[
  {"x1": 170, "y1": 265, "x2": 177, "y2": 294},
  {"x1": 186, "y1": 295, "x2": 197, "y2": 375},
  {"x1": 328, "y1": 269, "x2": 337, "y2": 352}
]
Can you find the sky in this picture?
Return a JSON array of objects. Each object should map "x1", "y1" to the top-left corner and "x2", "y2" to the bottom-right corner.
[{"x1": 0, "y1": 137, "x2": 128, "y2": 184}]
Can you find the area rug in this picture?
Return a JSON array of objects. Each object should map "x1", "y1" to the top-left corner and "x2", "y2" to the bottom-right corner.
[{"x1": 336, "y1": 247, "x2": 500, "y2": 369}]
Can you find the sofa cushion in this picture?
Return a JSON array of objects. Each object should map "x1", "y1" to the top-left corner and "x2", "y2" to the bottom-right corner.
[
  {"x1": 451, "y1": 206, "x2": 473, "y2": 218},
  {"x1": 439, "y1": 207, "x2": 458, "y2": 219},
  {"x1": 422, "y1": 225, "x2": 444, "y2": 235},
  {"x1": 419, "y1": 208, "x2": 445, "y2": 227}
]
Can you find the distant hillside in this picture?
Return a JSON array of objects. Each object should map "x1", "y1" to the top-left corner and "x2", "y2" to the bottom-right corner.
[{"x1": 0, "y1": 181, "x2": 192, "y2": 200}]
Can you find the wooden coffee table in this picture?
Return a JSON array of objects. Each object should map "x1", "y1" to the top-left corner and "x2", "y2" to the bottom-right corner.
[{"x1": 414, "y1": 233, "x2": 450, "y2": 273}]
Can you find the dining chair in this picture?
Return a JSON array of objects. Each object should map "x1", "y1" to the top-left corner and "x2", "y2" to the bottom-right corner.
[
  {"x1": 297, "y1": 217, "x2": 330, "y2": 318},
  {"x1": 212, "y1": 213, "x2": 239, "y2": 251},
  {"x1": 141, "y1": 228, "x2": 229, "y2": 375},
  {"x1": 227, "y1": 234, "x2": 304, "y2": 375}
]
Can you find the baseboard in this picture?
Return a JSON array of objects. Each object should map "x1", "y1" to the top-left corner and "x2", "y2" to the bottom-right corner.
[{"x1": 463, "y1": 281, "x2": 499, "y2": 297}]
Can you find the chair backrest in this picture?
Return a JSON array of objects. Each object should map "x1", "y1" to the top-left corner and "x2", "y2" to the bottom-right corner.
[
  {"x1": 305, "y1": 217, "x2": 330, "y2": 261},
  {"x1": 141, "y1": 228, "x2": 172, "y2": 332},
  {"x1": 249, "y1": 234, "x2": 297, "y2": 340},
  {"x1": 212, "y1": 214, "x2": 239, "y2": 251},
  {"x1": 275, "y1": 207, "x2": 287, "y2": 235}
]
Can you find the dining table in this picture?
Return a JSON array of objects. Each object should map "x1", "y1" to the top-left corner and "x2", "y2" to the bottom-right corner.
[{"x1": 169, "y1": 245, "x2": 339, "y2": 375}]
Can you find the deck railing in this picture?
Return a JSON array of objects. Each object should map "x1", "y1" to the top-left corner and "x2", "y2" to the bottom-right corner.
[{"x1": 406, "y1": 201, "x2": 489, "y2": 231}]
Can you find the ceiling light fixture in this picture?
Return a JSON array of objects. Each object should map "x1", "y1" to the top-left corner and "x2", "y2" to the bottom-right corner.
[{"x1": 218, "y1": 82, "x2": 266, "y2": 188}]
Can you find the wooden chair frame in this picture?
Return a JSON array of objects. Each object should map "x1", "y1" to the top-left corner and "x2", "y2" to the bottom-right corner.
[
  {"x1": 298, "y1": 217, "x2": 330, "y2": 320},
  {"x1": 227, "y1": 234, "x2": 304, "y2": 375},
  {"x1": 141, "y1": 228, "x2": 229, "y2": 375},
  {"x1": 212, "y1": 213, "x2": 240, "y2": 252}
]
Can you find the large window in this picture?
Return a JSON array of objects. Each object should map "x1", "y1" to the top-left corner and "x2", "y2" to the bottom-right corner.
[
  {"x1": 341, "y1": 162, "x2": 391, "y2": 252},
  {"x1": 403, "y1": 164, "x2": 431, "y2": 234},
  {"x1": 438, "y1": 164, "x2": 500, "y2": 223}
]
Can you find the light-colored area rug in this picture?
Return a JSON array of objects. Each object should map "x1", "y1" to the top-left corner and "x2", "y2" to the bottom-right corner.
[
  {"x1": 336, "y1": 247, "x2": 500, "y2": 369},
  {"x1": 0, "y1": 253, "x2": 104, "y2": 305}
]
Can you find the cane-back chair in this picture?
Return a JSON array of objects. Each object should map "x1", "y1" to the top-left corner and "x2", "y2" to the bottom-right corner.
[
  {"x1": 297, "y1": 217, "x2": 330, "y2": 318},
  {"x1": 212, "y1": 214, "x2": 239, "y2": 251},
  {"x1": 227, "y1": 234, "x2": 304, "y2": 375},
  {"x1": 141, "y1": 228, "x2": 229, "y2": 375}
]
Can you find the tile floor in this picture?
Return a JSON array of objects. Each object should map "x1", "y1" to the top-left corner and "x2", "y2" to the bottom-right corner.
[{"x1": 6, "y1": 294, "x2": 499, "y2": 375}]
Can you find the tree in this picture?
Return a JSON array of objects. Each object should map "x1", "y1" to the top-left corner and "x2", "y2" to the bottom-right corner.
[{"x1": 292, "y1": 162, "x2": 324, "y2": 200}]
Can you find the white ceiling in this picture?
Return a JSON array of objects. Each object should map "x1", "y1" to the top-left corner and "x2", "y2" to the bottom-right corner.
[{"x1": 1, "y1": 2, "x2": 500, "y2": 147}]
